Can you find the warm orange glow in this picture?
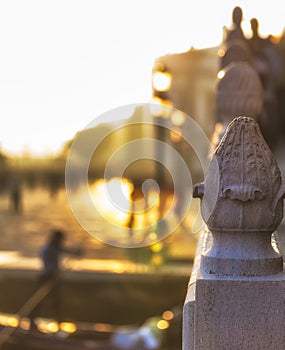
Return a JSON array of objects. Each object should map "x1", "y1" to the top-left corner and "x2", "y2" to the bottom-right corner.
[
  {"x1": 0, "y1": 313, "x2": 19, "y2": 327},
  {"x1": 47, "y1": 321, "x2": 59, "y2": 333},
  {"x1": 150, "y1": 241, "x2": 163, "y2": 253},
  {"x1": 217, "y1": 48, "x2": 226, "y2": 57},
  {"x1": 112, "y1": 264, "x2": 125, "y2": 273},
  {"x1": 89, "y1": 178, "x2": 134, "y2": 226},
  {"x1": 7, "y1": 316, "x2": 19, "y2": 328},
  {"x1": 217, "y1": 69, "x2": 225, "y2": 80},
  {"x1": 162, "y1": 310, "x2": 174, "y2": 321},
  {"x1": 171, "y1": 110, "x2": 186, "y2": 126},
  {"x1": 37, "y1": 320, "x2": 59, "y2": 333},
  {"x1": 157, "y1": 319, "x2": 169, "y2": 330},
  {"x1": 147, "y1": 189, "x2": 160, "y2": 207},
  {"x1": 170, "y1": 127, "x2": 182, "y2": 142},
  {"x1": 151, "y1": 253, "x2": 163, "y2": 266},
  {"x1": 65, "y1": 258, "x2": 130, "y2": 273},
  {"x1": 148, "y1": 211, "x2": 158, "y2": 222},
  {"x1": 150, "y1": 98, "x2": 173, "y2": 118},
  {"x1": 0, "y1": 251, "x2": 20, "y2": 264},
  {"x1": 148, "y1": 232, "x2": 158, "y2": 241},
  {"x1": 152, "y1": 71, "x2": 172, "y2": 92},
  {"x1": 93, "y1": 323, "x2": 114, "y2": 332},
  {"x1": 20, "y1": 318, "x2": 30, "y2": 331},
  {"x1": 270, "y1": 34, "x2": 283, "y2": 44},
  {"x1": 4, "y1": 1, "x2": 285, "y2": 157},
  {"x1": 59, "y1": 322, "x2": 77, "y2": 333}
]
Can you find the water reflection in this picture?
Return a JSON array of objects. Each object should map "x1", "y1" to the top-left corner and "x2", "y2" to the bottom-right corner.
[
  {"x1": 89, "y1": 177, "x2": 134, "y2": 226},
  {"x1": 89, "y1": 177, "x2": 166, "y2": 229},
  {"x1": 0, "y1": 179, "x2": 195, "y2": 350},
  {"x1": 0, "y1": 312, "x2": 77, "y2": 335},
  {"x1": 71, "y1": 176, "x2": 177, "y2": 247}
]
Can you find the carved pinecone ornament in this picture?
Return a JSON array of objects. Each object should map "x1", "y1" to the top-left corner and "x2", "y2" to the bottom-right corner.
[{"x1": 203, "y1": 116, "x2": 283, "y2": 232}]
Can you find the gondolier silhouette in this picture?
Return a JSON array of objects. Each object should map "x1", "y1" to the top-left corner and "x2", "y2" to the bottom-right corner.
[
  {"x1": 30, "y1": 229, "x2": 82, "y2": 330},
  {"x1": 41, "y1": 229, "x2": 70, "y2": 278},
  {"x1": 0, "y1": 230, "x2": 82, "y2": 346}
]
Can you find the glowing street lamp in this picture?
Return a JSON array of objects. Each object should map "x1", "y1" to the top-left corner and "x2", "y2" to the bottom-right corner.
[
  {"x1": 152, "y1": 69, "x2": 172, "y2": 93},
  {"x1": 151, "y1": 62, "x2": 189, "y2": 221},
  {"x1": 151, "y1": 63, "x2": 173, "y2": 189},
  {"x1": 152, "y1": 62, "x2": 172, "y2": 101}
]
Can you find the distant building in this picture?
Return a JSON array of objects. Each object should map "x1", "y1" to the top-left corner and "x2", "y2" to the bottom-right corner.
[
  {"x1": 153, "y1": 46, "x2": 219, "y2": 138},
  {"x1": 152, "y1": 46, "x2": 219, "y2": 182}
]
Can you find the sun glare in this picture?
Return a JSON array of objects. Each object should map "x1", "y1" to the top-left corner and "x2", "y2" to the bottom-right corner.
[
  {"x1": 1, "y1": 1, "x2": 284, "y2": 156},
  {"x1": 89, "y1": 178, "x2": 134, "y2": 226}
]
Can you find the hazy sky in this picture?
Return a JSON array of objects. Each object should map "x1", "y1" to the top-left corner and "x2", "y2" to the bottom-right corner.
[{"x1": 0, "y1": 0, "x2": 284, "y2": 156}]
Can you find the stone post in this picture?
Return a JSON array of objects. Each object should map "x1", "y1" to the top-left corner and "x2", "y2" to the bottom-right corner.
[
  {"x1": 183, "y1": 116, "x2": 285, "y2": 350},
  {"x1": 211, "y1": 62, "x2": 263, "y2": 151}
]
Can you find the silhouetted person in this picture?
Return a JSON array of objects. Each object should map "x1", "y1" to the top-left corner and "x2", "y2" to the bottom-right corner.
[
  {"x1": 249, "y1": 18, "x2": 263, "y2": 52},
  {"x1": 40, "y1": 228, "x2": 82, "y2": 283},
  {"x1": 224, "y1": 7, "x2": 246, "y2": 45},
  {"x1": 41, "y1": 230, "x2": 72, "y2": 277},
  {"x1": 220, "y1": 7, "x2": 250, "y2": 76},
  {"x1": 9, "y1": 174, "x2": 22, "y2": 213},
  {"x1": 30, "y1": 229, "x2": 82, "y2": 329},
  {"x1": 127, "y1": 188, "x2": 138, "y2": 246},
  {"x1": 248, "y1": 18, "x2": 282, "y2": 149},
  {"x1": 249, "y1": 18, "x2": 282, "y2": 82},
  {"x1": 276, "y1": 31, "x2": 285, "y2": 139},
  {"x1": 127, "y1": 211, "x2": 135, "y2": 241}
]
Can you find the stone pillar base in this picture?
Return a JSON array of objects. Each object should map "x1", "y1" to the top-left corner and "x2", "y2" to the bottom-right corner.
[{"x1": 183, "y1": 231, "x2": 285, "y2": 350}]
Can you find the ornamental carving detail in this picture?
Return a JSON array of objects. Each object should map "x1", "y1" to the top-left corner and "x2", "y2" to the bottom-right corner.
[{"x1": 196, "y1": 116, "x2": 285, "y2": 232}]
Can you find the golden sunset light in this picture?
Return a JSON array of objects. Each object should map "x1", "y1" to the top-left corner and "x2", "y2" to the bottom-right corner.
[{"x1": 0, "y1": 1, "x2": 284, "y2": 156}]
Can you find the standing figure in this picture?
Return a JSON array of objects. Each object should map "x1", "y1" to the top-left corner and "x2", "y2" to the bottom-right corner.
[
  {"x1": 248, "y1": 18, "x2": 282, "y2": 149},
  {"x1": 224, "y1": 6, "x2": 246, "y2": 45},
  {"x1": 127, "y1": 188, "x2": 137, "y2": 244},
  {"x1": 31, "y1": 229, "x2": 82, "y2": 328},
  {"x1": 41, "y1": 230, "x2": 69, "y2": 278},
  {"x1": 9, "y1": 174, "x2": 22, "y2": 213}
]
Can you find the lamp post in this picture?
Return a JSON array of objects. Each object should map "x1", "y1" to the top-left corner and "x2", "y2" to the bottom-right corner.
[{"x1": 151, "y1": 63, "x2": 173, "y2": 188}]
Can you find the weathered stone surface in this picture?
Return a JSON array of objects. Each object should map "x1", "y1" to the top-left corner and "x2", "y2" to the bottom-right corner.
[
  {"x1": 220, "y1": 39, "x2": 252, "y2": 69},
  {"x1": 195, "y1": 117, "x2": 284, "y2": 276},
  {"x1": 184, "y1": 116, "x2": 285, "y2": 349},
  {"x1": 212, "y1": 62, "x2": 263, "y2": 151},
  {"x1": 217, "y1": 63, "x2": 263, "y2": 121},
  {"x1": 183, "y1": 231, "x2": 285, "y2": 350},
  {"x1": 208, "y1": 117, "x2": 282, "y2": 230}
]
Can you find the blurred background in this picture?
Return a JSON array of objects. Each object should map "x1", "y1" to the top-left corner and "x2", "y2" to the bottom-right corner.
[{"x1": 0, "y1": 1, "x2": 285, "y2": 349}]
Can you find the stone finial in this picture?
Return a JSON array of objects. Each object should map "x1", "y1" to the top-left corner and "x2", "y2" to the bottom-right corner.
[
  {"x1": 217, "y1": 62, "x2": 263, "y2": 122},
  {"x1": 194, "y1": 116, "x2": 285, "y2": 276},
  {"x1": 212, "y1": 62, "x2": 264, "y2": 151},
  {"x1": 220, "y1": 39, "x2": 252, "y2": 69}
]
